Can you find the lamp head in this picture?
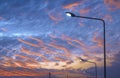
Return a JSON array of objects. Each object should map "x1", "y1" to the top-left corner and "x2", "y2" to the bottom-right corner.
[
  {"x1": 65, "y1": 12, "x2": 76, "y2": 17},
  {"x1": 79, "y1": 57, "x2": 87, "y2": 62}
]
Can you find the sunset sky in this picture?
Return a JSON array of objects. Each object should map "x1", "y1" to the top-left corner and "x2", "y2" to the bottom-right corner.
[{"x1": 0, "y1": 0, "x2": 120, "y2": 78}]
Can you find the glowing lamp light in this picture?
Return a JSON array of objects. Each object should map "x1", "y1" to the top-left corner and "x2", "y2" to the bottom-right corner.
[{"x1": 65, "y1": 12, "x2": 76, "y2": 17}]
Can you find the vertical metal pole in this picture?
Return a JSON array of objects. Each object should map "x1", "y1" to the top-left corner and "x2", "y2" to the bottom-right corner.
[
  {"x1": 49, "y1": 72, "x2": 51, "y2": 78},
  {"x1": 95, "y1": 63, "x2": 97, "y2": 78},
  {"x1": 102, "y1": 20, "x2": 106, "y2": 78},
  {"x1": 67, "y1": 74, "x2": 68, "y2": 78}
]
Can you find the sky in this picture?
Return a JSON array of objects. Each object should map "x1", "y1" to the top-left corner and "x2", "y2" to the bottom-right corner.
[{"x1": 0, "y1": 0, "x2": 120, "y2": 78}]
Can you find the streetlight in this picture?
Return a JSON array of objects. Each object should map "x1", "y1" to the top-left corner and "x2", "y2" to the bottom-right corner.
[
  {"x1": 79, "y1": 57, "x2": 97, "y2": 78},
  {"x1": 67, "y1": 74, "x2": 68, "y2": 78},
  {"x1": 85, "y1": 70, "x2": 93, "y2": 78},
  {"x1": 65, "y1": 12, "x2": 106, "y2": 78},
  {"x1": 49, "y1": 72, "x2": 51, "y2": 78}
]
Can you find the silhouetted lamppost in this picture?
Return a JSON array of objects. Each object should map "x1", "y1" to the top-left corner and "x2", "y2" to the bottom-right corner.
[
  {"x1": 49, "y1": 72, "x2": 51, "y2": 78},
  {"x1": 67, "y1": 74, "x2": 68, "y2": 78},
  {"x1": 79, "y1": 57, "x2": 97, "y2": 78},
  {"x1": 65, "y1": 12, "x2": 106, "y2": 78}
]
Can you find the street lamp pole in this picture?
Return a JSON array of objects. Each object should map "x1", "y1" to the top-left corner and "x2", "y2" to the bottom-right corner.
[
  {"x1": 49, "y1": 72, "x2": 51, "y2": 78},
  {"x1": 67, "y1": 74, "x2": 68, "y2": 78},
  {"x1": 65, "y1": 12, "x2": 106, "y2": 78},
  {"x1": 80, "y1": 57, "x2": 97, "y2": 78},
  {"x1": 89, "y1": 61, "x2": 97, "y2": 78}
]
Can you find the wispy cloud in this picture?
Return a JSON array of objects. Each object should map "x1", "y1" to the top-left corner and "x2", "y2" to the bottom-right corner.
[
  {"x1": 63, "y1": 2, "x2": 80, "y2": 9},
  {"x1": 18, "y1": 38, "x2": 39, "y2": 48},
  {"x1": 104, "y1": 0, "x2": 120, "y2": 10}
]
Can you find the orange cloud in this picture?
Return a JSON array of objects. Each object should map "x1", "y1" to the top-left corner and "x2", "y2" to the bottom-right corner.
[
  {"x1": 54, "y1": 57, "x2": 67, "y2": 62},
  {"x1": 13, "y1": 60, "x2": 26, "y2": 67},
  {"x1": 0, "y1": 68, "x2": 48, "y2": 76},
  {"x1": 49, "y1": 34, "x2": 57, "y2": 38},
  {"x1": 67, "y1": 41, "x2": 79, "y2": 48},
  {"x1": 66, "y1": 41, "x2": 89, "y2": 54},
  {"x1": 49, "y1": 14, "x2": 58, "y2": 21},
  {"x1": 79, "y1": 22, "x2": 85, "y2": 26},
  {"x1": 0, "y1": 68, "x2": 87, "y2": 77},
  {"x1": 41, "y1": 46, "x2": 60, "y2": 55},
  {"x1": 92, "y1": 32, "x2": 103, "y2": 48},
  {"x1": 20, "y1": 46, "x2": 32, "y2": 55},
  {"x1": 15, "y1": 54, "x2": 28, "y2": 59},
  {"x1": 48, "y1": 13, "x2": 63, "y2": 23},
  {"x1": 63, "y1": 2, "x2": 80, "y2": 9},
  {"x1": 15, "y1": 54, "x2": 37, "y2": 62},
  {"x1": 27, "y1": 36, "x2": 55, "y2": 55},
  {"x1": 20, "y1": 46, "x2": 46, "y2": 59},
  {"x1": 48, "y1": 43, "x2": 71, "y2": 56},
  {"x1": 104, "y1": 0, "x2": 120, "y2": 10},
  {"x1": 61, "y1": 34, "x2": 86, "y2": 47},
  {"x1": 0, "y1": 32, "x2": 117, "y2": 72},
  {"x1": 2, "y1": 56, "x2": 14, "y2": 61},
  {"x1": 1, "y1": 57, "x2": 26, "y2": 68},
  {"x1": 103, "y1": 14, "x2": 113, "y2": 22},
  {"x1": 18, "y1": 38, "x2": 39, "y2": 48},
  {"x1": 79, "y1": 8, "x2": 90, "y2": 14},
  {"x1": 66, "y1": 60, "x2": 74, "y2": 64},
  {"x1": 41, "y1": 58, "x2": 50, "y2": 62},
  {"x1": 28, "y1": 36, "x2": 44, "y2": 45},
  {"x1": 60, "y1": 34, "x2": 91, "y2": 54}
]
